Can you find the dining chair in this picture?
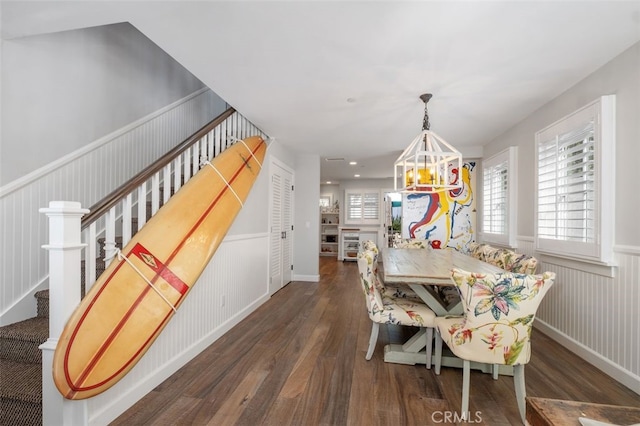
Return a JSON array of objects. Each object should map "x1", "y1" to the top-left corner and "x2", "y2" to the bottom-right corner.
[
  {"x1": 362, "y1": 240, "x2": 422, "y2": 302},
  {"x1": 357, "y1": 248, "x2": 436, "y2": 364},
  {"x1": 433, "y1": 268, "x2": 556, "y2": 424}
]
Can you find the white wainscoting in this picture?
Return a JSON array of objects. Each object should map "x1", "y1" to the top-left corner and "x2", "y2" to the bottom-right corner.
[
  {"x1": 0, "y1": 88, "x2": 220, "y2": 323},
  {"x1": 516, "y1": 237, "x2": 640, "y2": 394},
  {"x1": 87, "y1": 233, "x2": 270, "y2": 425}
]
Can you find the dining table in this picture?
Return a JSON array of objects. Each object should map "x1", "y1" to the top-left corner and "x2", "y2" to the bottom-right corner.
[{"x1": 380, "y1": 247, "x2": 514, "y2": 375}]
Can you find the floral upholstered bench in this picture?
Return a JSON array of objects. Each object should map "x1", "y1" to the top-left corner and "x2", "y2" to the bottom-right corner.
[{"x1": 466, "y1": 242, "x2": 538, "y2": 274}]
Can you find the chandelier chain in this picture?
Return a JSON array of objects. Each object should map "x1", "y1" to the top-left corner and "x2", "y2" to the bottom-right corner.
[{"x1": 420, "y1": 93, "x2": 432, "y2": 131}]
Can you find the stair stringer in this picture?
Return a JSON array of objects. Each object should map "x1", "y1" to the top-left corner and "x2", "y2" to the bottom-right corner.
[{"x1": 0, "y1": 277, "x2": 49, "y2": 327}]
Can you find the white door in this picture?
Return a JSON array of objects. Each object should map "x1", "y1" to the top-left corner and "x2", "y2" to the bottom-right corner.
[{"x1": 269, "y1": 159, "x2": 294, "y2": 294}]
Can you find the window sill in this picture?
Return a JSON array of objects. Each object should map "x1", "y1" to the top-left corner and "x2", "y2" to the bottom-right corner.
[{"x1": 536, "y1": 251, "x2": 617, "y2": 278}]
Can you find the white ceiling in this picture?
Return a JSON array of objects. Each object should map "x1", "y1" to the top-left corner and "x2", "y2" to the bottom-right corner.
[{"x1": 4, "y1": 1, "x2": 640, "y2": 183}]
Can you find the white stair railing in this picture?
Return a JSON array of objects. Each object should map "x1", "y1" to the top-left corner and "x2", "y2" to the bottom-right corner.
[
  {"x1": 80, "y1": 109, "x2": 264, "y2": 291},
  {"x1": 41, "y1": 109, "x2": 267, "y2": 425}
]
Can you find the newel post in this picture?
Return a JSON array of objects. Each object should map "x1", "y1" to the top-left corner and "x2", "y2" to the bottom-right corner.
[{"x1": 39, "y1": 201, "x2": 89, "y2": 425}]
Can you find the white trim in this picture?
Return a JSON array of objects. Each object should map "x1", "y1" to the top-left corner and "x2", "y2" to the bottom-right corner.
[
  {"x1": 535, "y1": 320, "x2": 640, "y2": 395},
  {"x1": 0, "y1": 276, "x2": 48, "y2": 325},
  {"x1": 0, "y1": 88, "x2": 209, "y2": 198},
  {"x1": 537, "y1": 252, "x2": 616, "y2": 278},
  {"x1": 534, "y1": 95, "x2": 616, "y2": 264},
  {"x1": 344, "y1": 189, "x2": 381, "y2": 225},
  {"x1": 481, "y1": 146, "x2": 517, "y2": 247},
  {"x1": 614, "y1": 245, "x2": 640, "y2": 256},
  {"x1": 518, "y1": 234, "x2": 619, "y2": 276},
  {"x1": 269, "y1": 157, "x2": 295, "y2": 181},
  {"x1": 224, "y1": 232, "x2": 269, "y2": 243},
  {"x1": 268, "y1": 156, "x2": 295, "y2": 294},
  {"x1": 293, "y1": 274, "x2": 320, "y2": 282},
  {"x1": 516, "y1": 235, "x2": 534, "y2": 243},
  {"x1": 522, "y1": 236, "x2": 640, "y2": 255}
]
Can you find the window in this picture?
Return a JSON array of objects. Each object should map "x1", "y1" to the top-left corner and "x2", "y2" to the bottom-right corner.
[
  {"x1": 535, "y1": 96, "x2": 615, "y2": 264},
  {"x1": 345, "y1": 189, "x2": 380, "y2": 225},
  {"x1": 482, "y1": 147, "x2": 517, "y2": 247}
]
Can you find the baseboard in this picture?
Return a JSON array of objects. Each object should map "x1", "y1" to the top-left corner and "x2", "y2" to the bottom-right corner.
[
  {"x1": 293, "y1": 274, "x2": 320, "y2": 282},
  {"x1": 89, "y1": 292, "x2": 271, "y2": 425},
  {"x1": 535, "y1": 320, "x2": 640, "y2": 395}
]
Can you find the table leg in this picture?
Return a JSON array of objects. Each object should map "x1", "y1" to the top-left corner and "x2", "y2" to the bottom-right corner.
[
  {"x1": 383, "y1": 328, "x2": 428, "y2": 365},
  {"x1": 408, "y1": 284, "x2": 463, "y2": 316}
]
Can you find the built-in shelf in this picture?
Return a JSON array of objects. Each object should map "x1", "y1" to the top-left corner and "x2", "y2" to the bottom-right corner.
[{"x1": 320, "y1": 210, "x2": 339, "y2": 256}]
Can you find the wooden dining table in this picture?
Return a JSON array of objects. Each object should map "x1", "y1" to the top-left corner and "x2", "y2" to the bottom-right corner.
[
  {"x1": 382, "y1": 247, "x2": 505, "y2": 315},
  {"x1": 380, "y1": 247, "x2": 513, "y2": 374}
]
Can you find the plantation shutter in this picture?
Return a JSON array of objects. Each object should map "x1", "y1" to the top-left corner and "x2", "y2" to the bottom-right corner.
[
  {"x1": 483, "y1": 160, "x2": 508, "y2": 235},
  {"x1": 537, "y1": 121, "x2": 595, "y2": 243},
  {"x1": 345, "y1": 190, "x2": 380, "y2": 224}
]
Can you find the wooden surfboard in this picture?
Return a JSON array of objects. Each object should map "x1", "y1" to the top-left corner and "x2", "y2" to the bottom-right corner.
[{"x1": 53, "y1": 136, "x2": 267, "y2": 399}]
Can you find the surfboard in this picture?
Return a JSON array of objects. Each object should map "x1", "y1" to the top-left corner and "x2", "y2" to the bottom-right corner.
[{"x1": 53, "y1": 135, "x2": 267, "y2": 400}]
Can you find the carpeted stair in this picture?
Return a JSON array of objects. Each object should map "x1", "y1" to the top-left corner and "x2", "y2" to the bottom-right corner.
[{"x1": 0, "y1": 292, "x2": 49, "y2": 425}]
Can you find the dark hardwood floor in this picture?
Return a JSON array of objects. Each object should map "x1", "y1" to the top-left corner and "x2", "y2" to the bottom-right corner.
[{"x1": 112, "y1": 256, "x2": 640, "y2": 425}]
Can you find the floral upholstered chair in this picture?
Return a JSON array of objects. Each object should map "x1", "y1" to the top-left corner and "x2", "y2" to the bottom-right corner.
[
  {"x1": 433, "y1": 268, "x2": 555, "y2": 424},
  {"x1": 362, "y1": 240, "x2": 422, "y2": 303},
  {"x1": 357, "y1": 248, "x2": 436, "y2": 364}
]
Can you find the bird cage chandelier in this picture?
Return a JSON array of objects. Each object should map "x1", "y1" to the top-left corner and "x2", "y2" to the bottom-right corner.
[{"x1": 394, "y1": 94, "x2": 463, "y2": 193}]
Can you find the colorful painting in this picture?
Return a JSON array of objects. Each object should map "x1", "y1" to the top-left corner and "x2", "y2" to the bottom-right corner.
[{"x1": 402, "y1": 161, "x2": 476, "y2": 251}]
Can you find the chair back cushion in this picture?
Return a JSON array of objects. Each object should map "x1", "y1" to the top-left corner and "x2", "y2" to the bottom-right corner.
[
  {"x1": 357, "y1": 249, "x2": 385, "y2": 311},
  {"x1": 503, "y1": 252, "x2": 538, "y2": 274},
  {"x1": 482, "y1": 246, "x2": 507, "y2": 267},
  {"x1": 362, "y1": 240, "x2": 379, "y2": 253},
  {"x1": 396, "y1": 238, "x2": 430, "y2": 249},
  {"x1": 466, "y1": 242, "x2": 480, "y2": 256},
  {"x1": 442, "y1": 268, "x2": 555, "y2": 365},
  {"x1": 471, "y1": 243, "x2": 491, "y2": 261}
]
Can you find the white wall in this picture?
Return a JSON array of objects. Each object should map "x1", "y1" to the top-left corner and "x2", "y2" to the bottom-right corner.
[
  {"x1": 320, "y1": 183, "x2": 340, "y2": 210},
  {"x1": 482, "y1": 42, "x2": 640, "y2": 393},
  {"x1": 293, "y1": 153, "x2": 320, "y2": 281},
  {"x1": 1, "y1": 22, "x2": 214, "y2": 185},
  {"x1": 338, "y1": 177, "x2": 393, "y2": 226}
]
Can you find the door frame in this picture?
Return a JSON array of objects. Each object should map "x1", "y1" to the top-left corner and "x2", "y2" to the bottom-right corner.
[{"x1": 268, "y1": 157, "x2": 295, "y2": 295}]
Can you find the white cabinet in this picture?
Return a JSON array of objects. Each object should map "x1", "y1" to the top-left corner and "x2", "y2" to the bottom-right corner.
[
  {"x1": 339, "y1": 228, "x2": 379, "y2": 261},
  {"x1": 320, "y1": 211, "x2": 339, "y2": 256},
  {"x1": 341, "y1": 230, "x2": 360, "y2": 261}
]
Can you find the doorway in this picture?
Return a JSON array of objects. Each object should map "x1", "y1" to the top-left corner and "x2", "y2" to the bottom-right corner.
[{"x1": 384, "y1": 191, "x2": 402, "y2": 247}]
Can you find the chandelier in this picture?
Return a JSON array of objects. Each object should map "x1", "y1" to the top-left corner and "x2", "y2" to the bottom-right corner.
[{"x1": 394, "y1": 94, "x2": 463, "y2": 193}]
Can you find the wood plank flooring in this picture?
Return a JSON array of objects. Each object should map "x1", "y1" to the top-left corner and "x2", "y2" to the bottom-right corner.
[{"x1": 112, "y1": 256, "x2": 640, "y2": 425}]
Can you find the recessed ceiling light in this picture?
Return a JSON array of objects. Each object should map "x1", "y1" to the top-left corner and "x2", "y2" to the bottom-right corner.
[
  {"x1": 326, "y1": 181, "x2": 332, "y2": 184},
  {"x1": 349, "y1": 161, "x2": 357, "y2": 165},
  {"x1": 354, "y1": 174, "x2": 360, "y2": 178}
]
